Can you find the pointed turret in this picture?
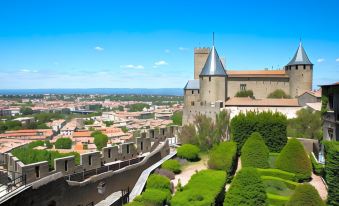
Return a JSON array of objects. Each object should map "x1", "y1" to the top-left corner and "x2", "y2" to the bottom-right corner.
[
  {"x1": 287, "y1": 42, "x2": 313, "y2": 66},
  {"x1": 199, "y1": 46, "x2": 227, "y2": 76}
]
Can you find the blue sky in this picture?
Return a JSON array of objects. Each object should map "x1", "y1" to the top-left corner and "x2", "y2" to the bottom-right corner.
[{"x1": 0, "y1": 0, "x2": 338, "y2": 89}]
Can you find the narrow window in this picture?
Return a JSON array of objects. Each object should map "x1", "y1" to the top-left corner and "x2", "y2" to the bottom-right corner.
[
  {"x1": 64, "y1": 160, "x2": 68, "y2": 171},
  {"x1": 303, "y1": 65, "x2": 306, "y2": 69},
  {"x1": 35, "y1": 166, "x2": 40, "y2": 178},
  {"x1": 162, "y1": 129, "x2": 165, "y2": 135},
  {"x1": 240, "y1": 84, "x2": 247, "y2": 91},
  {"x1": 191, "y1": 101, "x2": 195, "y2": 106},
  {"x1": 191, "y1": 90, "x2": 194, "y2": 94},
  {"x1": 141, "y1": 141, "x2": 144, "y2": 150},
  {"x1": 108, "y1": 149, "x2": 111, "y2": 158},
  {"x1": 209, "y1": 76, "x2": 211, "y2": 82},
  {"x1": 126, "y1": 145, "x2": 130, "y2": 154},
  {"x1": 198, "y1": 90, "x2": 200, "y2": 94},
  {"x1": 88, "y1": 155, "x2": 92, "y2": 165}
]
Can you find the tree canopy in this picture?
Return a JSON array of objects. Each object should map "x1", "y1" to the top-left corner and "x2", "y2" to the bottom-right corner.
[
  {"x1": 235, "y1": 90, "x2": 254, "y2": 98},
  {"x1": 171, "y1": 111, "x2": 183, "y2": 126},
  {"x1": 267, "y1": 89, "x2": 290, "y2": 98},
  {"x1": 92, "y1": 131, "x2": 108, "y2": 150}
]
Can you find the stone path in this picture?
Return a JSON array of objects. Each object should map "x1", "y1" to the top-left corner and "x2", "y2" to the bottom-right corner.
[{"x1": 309, "y1": 173, "x2": 328, "y2": 200}]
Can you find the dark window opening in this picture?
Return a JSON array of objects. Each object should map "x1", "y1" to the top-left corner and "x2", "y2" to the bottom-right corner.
[
  {"x1": 303, "y1": 65, "x2": 306, "y2": 69},
  {"x1": 329, "y1": 95, "x2": 334, "y2": 110},
  {"x1": 141, "y1": 141, "x2": 144, "y2": 150},
  {"x1": 88, "y1": 155, "x2": 92, "y2": 165},
  {"x1": 191, "y1": 101, "x2": 195, "y2": 106},
  {"x1": 240, "y1": 84, "x2": 247, "y2": 91},
  {"x1": 198, "y1": 90, "x2": 200, "y2": 94},
  {"x1": 108, "y1": 149, "x2": 111, "y2": 158},
  {"x1": 191, "y1": 90, "x2": 194, "y2": 94},
  {"x1": 65, "y1": 160, "x2": 68, "y2": 171},
  {"x1": 209, "y1": 76, "x2": 211, "y2": 82},
  {"x1": 162, "y1": 129, "x2": 165, "y2": 135},
  {"x1": 126, "y1": 145, "x2": 130, "y2": 154},
  {"x1": 35, "y1": 166, "x2": 40, "y2": 178}
]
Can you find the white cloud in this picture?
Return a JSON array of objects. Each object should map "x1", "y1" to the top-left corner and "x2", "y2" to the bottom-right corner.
[
  {"x1": 336, "y1": 58, "x2": 339, "y2": 62},
  {"x1": 94, "y1": 46, "x2": 104, "y2": 51},
  {"x1": 120, "y1": 64, "x2": 144, "y2": 69},
  {"x1": 165, "y1": 49, "x2": 171, "y2": 53},
  {"x1": 153, "y1": 60, "x2": 168, "y2": 68},
  {"x1": 178, "y1": 47, "x2": 188, "y2": 51},
  {"x1": 317, "y1": 58, "x2": 325, "y2": 63},
  {"x1": 20, "y1": 69, "x2": 31, "y2": 72}
]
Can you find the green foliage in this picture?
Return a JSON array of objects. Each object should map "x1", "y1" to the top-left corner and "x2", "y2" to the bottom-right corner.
[
  {"x1": 127, "y1": 103, "x2": 150, "y2": 112},
  {"x1": 104, "y1": 121, "x2": 113, "y2": 127},
  {"x1": 267, "y1": 193, "x2": 290, "y2": 206},
  {"x1": 121, "y1": 126, "x2": 128, "y2": 133},
  {"x1": 171, "y1": 111, "x2": 183, "y2": 126},
  {"x1": 83, "y1": 119, "x2": 94, "y2": 125},
  {"x1": 241, "y1": 132, "x2": 269, "y2": 168},
  {"x1": 179, "y1": 111, "x2": 230, "y2": 151},
  {"x1": 0, "y1": 121, "x2": 22, "y2": 133},
  {"x1": 141, "y1": 189, "x2": 171, "y2": 206},
  {"x1": 230, "y1": 111, "x2": 288, "y2": 152},
  {"x1": 171, "y1": 170, "x2": 227, "y2": 206},
  {"x1": 310, "y1": 153, "x2": 324, "y2": 176},
  {"x1": 287, "y1": 108, "x2": 322, "y2": 140},
  {"x1": 321, "y1": 95, "x2": 329, "y2": 115},
  {"x1": 267, "y1": 89, "x2": 290, "y2": 99},
  {"x1": 12, "y1": 141, "x2": 80, "y2": 170},
  {"x1": 261, "y1": 176, "x2": 299, "y2": 190},
  {"x1": 224, "y1": 167, "x2": 267, "y2": 206},
  {"x1": 256, "y1": 168, "x2": 297, "y2": 182},
  {"x1": 208, "y1": 141, "x2": 237, "y2": 176},
  {"x1": 177, "y1": 144, "x2": 200, "y2": 161},
  {"x1": 55, "y1": 137, "x2": 72, "y2": 149},
  {"x1": 92, "y1": 131, "x2": 108, "y2": 151},
  {"x1": 161, "y1": 159, "x2": 181, "y2": 174},
  {"x1": 286, "y1": 184, "x2": 325, "y2": 206},
  {"x1": 235, "y1": 90, "x2": 254, "y2": 98},
  {"x1": 275, "y1": 138, "x2": 312, "y2": 181},
  {"x1": 323, "y1": 141, "x2": 339, "y2": 206},
  {"x1": 20, "y1": 107, "x2": 34, "y2": 115},
  {"x1": 45, "y1": 140, "x2": 53, "y2": 149},
  {"x1": 146, "y1": 174, "x2": 171, "y2": 191}
]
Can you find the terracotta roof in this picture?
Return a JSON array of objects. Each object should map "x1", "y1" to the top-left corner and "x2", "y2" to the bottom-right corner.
[
  {"x1": 73, "y1": 131, "x2": 92, "y2": 137},
  {"x1": 225, "y1": 97, "x2": 300, "y2": 107},
  {"x1": 301, "y1": 89, "x2": 321, "y2": 98},
  {"x1": 227, "y1": 70, "x2": 288, "y2": 78}
]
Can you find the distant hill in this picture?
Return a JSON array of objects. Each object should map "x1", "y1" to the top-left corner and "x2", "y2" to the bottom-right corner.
[{"x1": 0, "y1": 88, "x2": 183, "y2": 96}]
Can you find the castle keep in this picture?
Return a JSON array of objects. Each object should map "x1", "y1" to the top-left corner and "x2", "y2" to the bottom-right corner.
[{"x1": 183, "y1": 42, "x2": 313, "y2": 124}]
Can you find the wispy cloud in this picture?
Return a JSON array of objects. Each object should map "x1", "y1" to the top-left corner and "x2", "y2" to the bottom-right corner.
[
  {"x1": 19, "y1": 69, "x2": 38, "y2": 73},
  {"x1": 94, "y1": 46, "x2": 104, "y2": 51},
  {"x1": 165, "y1": 49, "x2": 171, "y2": 53},
  {"x1": 317, "y1": 58, "x2": 325, "y2": 63},
  {"x1": 336, "y1": 58, "x2": 339, "y2": 62},
  {"x1": 120, "y1": 64, "x2": 144, "y2": 69},
  {"x1": 153, "y1": 60, "x2": 168, "y2": 68},
  {"x1": 178, "y1": 47, "x2": 188, "y2": 51}
]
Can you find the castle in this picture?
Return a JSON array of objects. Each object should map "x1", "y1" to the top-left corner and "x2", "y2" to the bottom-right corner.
[{"x1": 183, "y1": 41, "x2": 313, "y2": 124}]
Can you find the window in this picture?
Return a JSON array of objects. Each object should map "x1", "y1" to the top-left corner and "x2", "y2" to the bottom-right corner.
[
  {"x1": 108, "y1": 149, "x2": 111, "y2": 158},
  {"x1": 127, "y1": 145, "x2": 130, "y2": 154},
  {"x1": 191, "y1": 101, "x2": 195, "y2": 106},
  {"x1": 88, "y1": 155, "x2": 92, "y2": 165},
  {"x1": 209, "y1": 76, "x2": 211, "y2": 82},
  {"x1": 191, "y1": 90, "x2": 194, "y2": 94},
  {"x1": 303, "y1": 65, "x2": 306, "y2": 69},
  {"x1": 35, "y1": 166, "x2": 40, "y2": 178},
  {"x1": 240, "y1": 84, "x2": 247, "y2": 91},
  {"x1": 141, "y1": 141, "x2": 144, "y2": 150},
  {"x1": 65, "y1": 160, "x2": 68, "y2": 171},
  {"x1": 198, "y1": 90, "x2": 200, "y2": 94},
  {"x1": 329, "y1": 94, "x2": 334, "y2": 110}
]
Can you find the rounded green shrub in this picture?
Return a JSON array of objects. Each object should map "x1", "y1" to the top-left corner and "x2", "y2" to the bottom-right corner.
[
  {"x1": 141, "y1": 188, "x2": 171, "y2": 206},
  {"x1": 241, "y1": 132, "x2": 269, "y2": 168},
  {"x1": 286, "y1": 184, "x2": 325, "y2": 206},
  {"x1": 208, "y1": 141, "x2": 237, "y2": 175},
  {"x1": 323, "y1": 141, "x2": 339, "y2": 206},
  {"x1": 224, "y1": 167, "x2": 267, "y2": 206},
  {"x1": 161, "y1": 159, "x2": 181, "y2": 174},
  {"x1": 55, "y1": 137, "x2": 72, "y2": 149},
  {"x1": 146, "y1": 174, "x2": 171, "y2": 191},
  {"x1": 177, "y1": 144, "x2": 200, "y2": 161},
  {"x1": 275, "y1": 138, "x2": 312, "y2": 181}
]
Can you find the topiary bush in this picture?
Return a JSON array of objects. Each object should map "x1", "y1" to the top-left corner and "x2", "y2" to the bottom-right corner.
[
  {"x1": 323, "y1": 141, "x2": 339, "y2": 206},
  {"x1": 256, "y1": 168, "x2": 297, "y2": 182},
  {"x1": 224, "y1": 167, "x2": 267, "y2": 206},
  {"x1": 161, "y1": 159, "x2": 181, "y2": 174},
  {"x1": 55, "y1": 137, "x2": 72, "y2": 149},
  {"x1": 241, "y1": 132, "x2": 269, "y2": 168},
  {"x1": 171, "y1": 169, "x2": 227, "y2": 206},
  {"x1": 177, "y1": 144, "x2": 200, "y2": 161},
  {"x1": 141, "y1": 188, "x2": 171, "y2": 206},
  {"x1": 146, "y1": 174, "x2": 171, "y2": 191},
  {"x1": 230, "y1": 111, "x2": 287, "y2": 152},
  {"x1": 275, "y1": 138, "x2": 312, "y2": 181},
  {"x1": 208, "y1": 141, "x2": 237, "y2": 176},
  {"x1": 286, "y1": 184, "x2": 325, "y2": 206},
  {"x1": 310, "y1": 153, "x2": 324, "y2": 176}
]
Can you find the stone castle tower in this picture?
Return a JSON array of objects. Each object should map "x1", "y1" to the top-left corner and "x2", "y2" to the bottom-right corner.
[
  {"x1": 285, "y1": 42, "x2": 313, "y2": 98},
  {"x1": 199, "y1": 45, "x2": 227, "y2": 104}
]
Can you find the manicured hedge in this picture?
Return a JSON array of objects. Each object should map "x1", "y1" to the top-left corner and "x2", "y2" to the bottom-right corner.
[
  {"x1": 177, "y1": 144, "x2": 200, "y2": 161},
  {"x1": 310, "y1": 153, "x2": 324, "y2": 176},
  {"x1": 261, "y1": 176, "x2": 299, "y2": 190},
  {"x1": 241, "y1": 132, "x2": 269, "y2": 168},
  {"x1": 323, "y1": 141, "x2": 339, "y2": 206},
  {"x1": 161, "y1": 159, "x2": 181, "y2": 174},
  {"x1": 256, "y1": 168, "x2": 297, "y2": 182},
  {"x1": 230, "y1": 111, "x2": 287, "y2": 152},
  {"x1": 224, "y1": 167, "x2": 267, "y2": 206},
  {"x1": 171, "y1": 169, "x2": 227, "y2": 206},
  {"x1": 208, "y1": 141, "x2": 237, "y2": 175},
  {"x1": 286, "y1": 184, "x2": 325, "y2": 206},
  {"x1": 275, "y1": 138, "x2": 312, "y2": 181},
  {"x1": 146, "y1": 174, "x2": 171, "y2": 191},
  {"x1": 55, "y1": 137, "x2": 72, "y2": 149},
  {"x1": 267, "y1": 193, "x2": 290, "y2": 206}
]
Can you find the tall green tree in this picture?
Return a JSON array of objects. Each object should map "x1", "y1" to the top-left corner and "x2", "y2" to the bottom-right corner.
[
  {"x1": 93, "y1": 132, "x2": 109, "y2": 150},
  {"x1": 171, "y1": 111, "x2": 182, "y2": 126}
]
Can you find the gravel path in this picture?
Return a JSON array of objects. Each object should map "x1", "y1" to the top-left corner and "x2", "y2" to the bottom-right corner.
[{"x1": 310, "y1": 173, "x2": 328, "y2": 200}]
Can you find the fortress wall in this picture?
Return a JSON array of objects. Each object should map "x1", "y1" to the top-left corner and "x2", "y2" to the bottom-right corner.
[
  {"x1": 227, "y1": 77, "x2": 290, "y2": 99},
  {"x1": 1, "y1": 140, "x2": 170, "y2": 206},
  {"x1": 194, "y1": 48, "x2": 210, "y2": 79},
  {"x1": 183, "y1": 101, "x2": 223, "y2": 125},
  {"x1": 4, "y1": 126, "x2": 178, "y2": 184}
]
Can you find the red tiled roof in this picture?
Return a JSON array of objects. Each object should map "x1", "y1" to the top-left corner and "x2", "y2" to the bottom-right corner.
[
  {"x1": 227, "y1": 70, "x2": 289, "y2": 78},
  {"x1": 225, "y1": 97, "x2": 300, "y2": 107},
  {"x1": 73, "y1": 131, "x2": 92, "y2": 137}
]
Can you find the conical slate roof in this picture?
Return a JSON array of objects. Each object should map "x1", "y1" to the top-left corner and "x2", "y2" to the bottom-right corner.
[
  {"x1": 199, "y1": 46, "x2": 227, "y2": 76},
  {"x1": 287, "y1": 42, "x2": 312, "y2": 66}
]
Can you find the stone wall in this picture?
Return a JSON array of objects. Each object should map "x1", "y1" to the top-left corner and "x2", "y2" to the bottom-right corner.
[
  {"x1": 3, "y1": 126, "x2": 179, "y2": 184},
  {"x1": 183, "y1": 101, "x2": 223, "y2": 124},
  {"x1": 194, "y1": 48, "x2": 210, "y2": 79}
]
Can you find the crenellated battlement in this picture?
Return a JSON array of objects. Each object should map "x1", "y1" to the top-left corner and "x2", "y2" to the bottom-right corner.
[
  {"x1": 3, "y1": 125, "x2": 179, "y2": 184},
  {"x1": 194, "y1": 47, "x2": 210, "y2": 53}
]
